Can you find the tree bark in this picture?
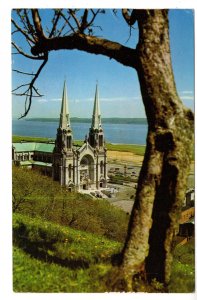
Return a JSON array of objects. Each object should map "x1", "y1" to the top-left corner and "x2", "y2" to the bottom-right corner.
[
  {"x1": 119, "y1": 10, "x2": 194, "y2": 290},
  {"x1": 31, "y1": 33, "x2": 138, "y2": 68}
]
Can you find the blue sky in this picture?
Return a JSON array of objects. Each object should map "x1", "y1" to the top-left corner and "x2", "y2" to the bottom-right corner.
[{"x1": 12, "y1": 9, "x2": 194, "y2": 119}]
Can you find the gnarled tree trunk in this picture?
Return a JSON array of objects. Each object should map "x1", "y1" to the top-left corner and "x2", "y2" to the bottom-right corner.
[{"x1": 119, "y1": 10, "x2": 194, "y2": 290}]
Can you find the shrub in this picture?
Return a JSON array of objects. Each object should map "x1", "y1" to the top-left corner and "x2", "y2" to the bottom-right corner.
[{"x1": 13, "y1": 167, "x2": 129, "y2": 242}]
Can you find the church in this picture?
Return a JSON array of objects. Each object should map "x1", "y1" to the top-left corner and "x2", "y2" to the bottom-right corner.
[{"x1": 12, "y1": 82, "x2": 108, "y2": 191}]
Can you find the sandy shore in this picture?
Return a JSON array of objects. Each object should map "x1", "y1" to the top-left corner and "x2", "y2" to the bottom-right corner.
[{"x1": 108, "y1": 150, "x2": 143, "y2": 166}]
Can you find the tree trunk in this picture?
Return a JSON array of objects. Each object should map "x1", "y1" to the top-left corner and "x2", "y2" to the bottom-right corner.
[{"x1": 119, "y1": 10, "x2": 194, "y2": 290}]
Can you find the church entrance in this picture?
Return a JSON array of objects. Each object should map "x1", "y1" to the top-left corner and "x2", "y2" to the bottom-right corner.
[{"x1": 80, "y1": 154, "x2": 94, "y2": 189}]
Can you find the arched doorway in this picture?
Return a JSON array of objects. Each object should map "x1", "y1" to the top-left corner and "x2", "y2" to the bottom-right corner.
[{"x1": 80, "y1": 154, "x2": 94, "y2": 189}]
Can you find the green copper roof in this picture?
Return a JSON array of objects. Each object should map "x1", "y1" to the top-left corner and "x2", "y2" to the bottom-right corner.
[
  {"x1": 13, "y1": 142, "x2": 55, "y2": 153},
  {"x1": 19, "y1": 161, "x2": 52, "y2": 167},
  {"x1": 19, "y1": 161, "x2": 33, "y2": 166},
  {"x1": 13, "y1": 142, "x2": 36, "y2": 152},
  {"x1": 35, "y1": 143, "x2": 55, "y2": 153}
]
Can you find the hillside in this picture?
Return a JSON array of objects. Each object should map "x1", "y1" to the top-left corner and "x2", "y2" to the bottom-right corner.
[
  {"x1": 12, "y1": 159, "x2": 194, "y2": 292},
  {"x1": 13, "y1": 213, "x2": 195, "y2": 293},
  {"x1": 13, "y1": 213, "x2": 121, "y2": 292}
]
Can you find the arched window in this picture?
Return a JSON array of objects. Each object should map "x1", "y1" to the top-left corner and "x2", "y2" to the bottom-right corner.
[
  {"x1": 68, "y1": 164, "x2": 72, "y2": 178},
  {"x1": 67, "y1": 136, "x2": 72, "y2": 149},
  {"x1": 99, "y1": 135, "x2": 103, "y2": 147},
  {"x1": 100, "y1": 161, "x2": 104, "y2": 174}
]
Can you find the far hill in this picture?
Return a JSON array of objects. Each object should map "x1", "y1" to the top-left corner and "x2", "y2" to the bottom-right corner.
[{"x1": 25, "y1": 117, "x2": 147, "y2": 124}]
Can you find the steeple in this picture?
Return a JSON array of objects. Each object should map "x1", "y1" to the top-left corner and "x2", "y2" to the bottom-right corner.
[
  {"x1": 91, "y1": 83, "x2": 102, "y2": 129},
  {"x1": 89, "y1": 84, "x2": 104, "y2": 148},
  {"x1": 54, "y1": 81, "x2": 73, "y2": 153},
  {"x1": 59, "y1": 81, "x2": 70, "y2": 129}
]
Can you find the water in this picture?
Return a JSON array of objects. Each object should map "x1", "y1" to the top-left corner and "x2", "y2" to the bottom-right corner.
[{"x1": 12, "y1": 119, "x2": 147, "y2": 145}]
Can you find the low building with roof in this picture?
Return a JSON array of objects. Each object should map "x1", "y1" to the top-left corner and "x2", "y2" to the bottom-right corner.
[{"x1": 12, "y1": 82, "x2": 108, "y2": 191}]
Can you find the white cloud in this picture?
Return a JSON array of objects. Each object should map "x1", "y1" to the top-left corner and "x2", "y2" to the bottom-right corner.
[
  {"x1": 180, "y1": 96, "x2": 194, "y2": 100},
  {"x1": 181, "y1": 91, "x2": 193, "y2": 94},
  {"x1": 37, "y1": 98, "x2": 48, "y2": 103},
  {"x1": 100, "y1": 96, "x2": 141, "y2": 102},
  {"x1": 50, "y1": 98, "x2": 61, "y2": 102}
]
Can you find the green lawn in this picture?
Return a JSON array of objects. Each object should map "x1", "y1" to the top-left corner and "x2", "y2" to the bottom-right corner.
[
  {"x1": 13, "y1": 213, "x2": 195, "y2": 293},
  {"x1": 12, "y1": 135, "x2": 54, "y2": 143},
  {"x1": 13, "y1": 213, "x2": 121, "y2": 292}
]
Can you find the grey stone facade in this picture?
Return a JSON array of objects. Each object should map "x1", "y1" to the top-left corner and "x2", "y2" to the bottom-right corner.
[{"x1": 53, "y1": 82, "x2": 107, "y2": 191}]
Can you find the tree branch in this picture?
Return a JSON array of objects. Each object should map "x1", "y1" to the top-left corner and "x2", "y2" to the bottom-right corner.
[
  {"x1": 12, "y1": 69, "x2": 36, "y2": 76},
  {"x1": 11, "y1": 18, "x2": 35, "y2": 44},
  {"x1": 31, "y1": 34, "x2": 138, "y2": 68},
  {"x1": 68, "y1": 9, "x2": 81, "y2": 30},
  {"x1": 49, "y1": 9, "x2": 63, "y2": 38},
  {"x1": 59, "y1": 11, "x2": 76, "y2": 33},
  {"x1": 12, "y1": 41, "x2": 46, "y2": 60},
  {"x1": 122, "y1": 9, "x2": 138, "y2": 26},
  {"x1": 31, "y1": 9, "x2": 46, "y2": 40}
]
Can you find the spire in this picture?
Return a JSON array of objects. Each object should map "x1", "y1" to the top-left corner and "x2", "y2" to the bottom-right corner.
[
  {"x1": 59, "y1": 81, "x2": 70, "y2": 129},
  {"x1": 91, "y1": 83, "x2": 101, "y2": 129}
]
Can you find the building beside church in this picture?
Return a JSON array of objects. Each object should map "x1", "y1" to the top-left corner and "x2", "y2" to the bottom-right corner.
[{"x1": 12, "y1": 82, "x2": 108, "y2": 191}]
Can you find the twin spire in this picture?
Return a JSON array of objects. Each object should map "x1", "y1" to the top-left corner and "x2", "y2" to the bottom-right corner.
[
  {"x1": 91, "y1": 83, "x2": 102, "y2": 130},
  {"x1": 59, "y1": 81, "x2": 70, "y2": 130},
  {"x1": 59, "y1": 81, "x2": 102, "y2": 131}
]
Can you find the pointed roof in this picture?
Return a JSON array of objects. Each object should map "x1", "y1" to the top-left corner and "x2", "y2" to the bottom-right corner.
[
  {"x1": 91, "y1": 83, "x2": 102, "y2": 129},
  {"x1": 59, "y1": 81, "x2": 70, "y2": 129}
]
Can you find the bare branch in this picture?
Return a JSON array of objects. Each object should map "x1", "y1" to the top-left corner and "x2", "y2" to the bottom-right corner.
[
  {"x1": 122, "y1": 9, "x2": 138, "y2": 26},
  {"x1": 49, "y1": 9, "x2": 63, "y2": 38},
  {"x1": 11, "y1": 18, "x2": 35, "y2": 44},
  {"x1": 32, "y1": 86, "x2": 43, "y2": 96},
  {"x1": 59, "y1": 11, "x2": 76, "y2": 33},
  {"x1": 12, "y1": 29, "x2": 19, "y2": 35},
  {"x1": 12, "y1": 83, "x2": 29, "y2": 92},
  {"x1": 12, "y1": 69, "x2": 36, "y2": 76},
  {"x1": 12, "y1": 41, "x2": 46, "y2": 60},
  {"x1": 31, "y1": 9, "x2": 46, "y2": 40},
  {"x1": 68, "y1": 9, "x2": 81, "y2": 30},
  {"x1": 24, "y1": 9, "x2": 35, "y2": 37},
  {"x1": 12, "y1": 93, "x2": 42, "y2": 98},
  {"x1": 88, "y1": 9, "x2": 101, "y2": 28},
  {"x1": 18, "y1": 55, "x2": 48, "y2": 119}
]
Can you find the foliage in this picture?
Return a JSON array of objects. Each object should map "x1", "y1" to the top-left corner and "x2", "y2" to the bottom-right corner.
[
  {"x1": 12, "y1": 166, "x2": 129, "y2": 242},
  {"x1": 169, "y1": 239, "x2": 195, "y2": 292}
]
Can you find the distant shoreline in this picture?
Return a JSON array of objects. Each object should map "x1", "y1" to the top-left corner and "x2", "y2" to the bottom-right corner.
[
  {"x1": 12, "y1": 135, "x2": 146, "y2": 156},
  {"x1": 22, "y1": 117, "x2": 147, "y2": 125}
]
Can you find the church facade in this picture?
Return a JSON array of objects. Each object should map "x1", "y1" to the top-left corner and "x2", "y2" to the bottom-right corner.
[{"x1": 12, "y1": 82, "x2": 108, "y2": 191}]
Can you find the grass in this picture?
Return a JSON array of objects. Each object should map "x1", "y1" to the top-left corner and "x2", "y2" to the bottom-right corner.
[
  {"x1": 12, "y1": 135, "x2": 54, "y2": 143},
  {"x1": 169, "y1": 238, "x2": 195, "y2": 293},
  {"x1": 13, "y1": 247, "x2": 112, "y2": 292},
  {"x1": 13, "y1": 213, "x2": 121, "y2": 292},
  {"x1": 13, "y1": 213, "x2": 195, "y2": 293}
]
